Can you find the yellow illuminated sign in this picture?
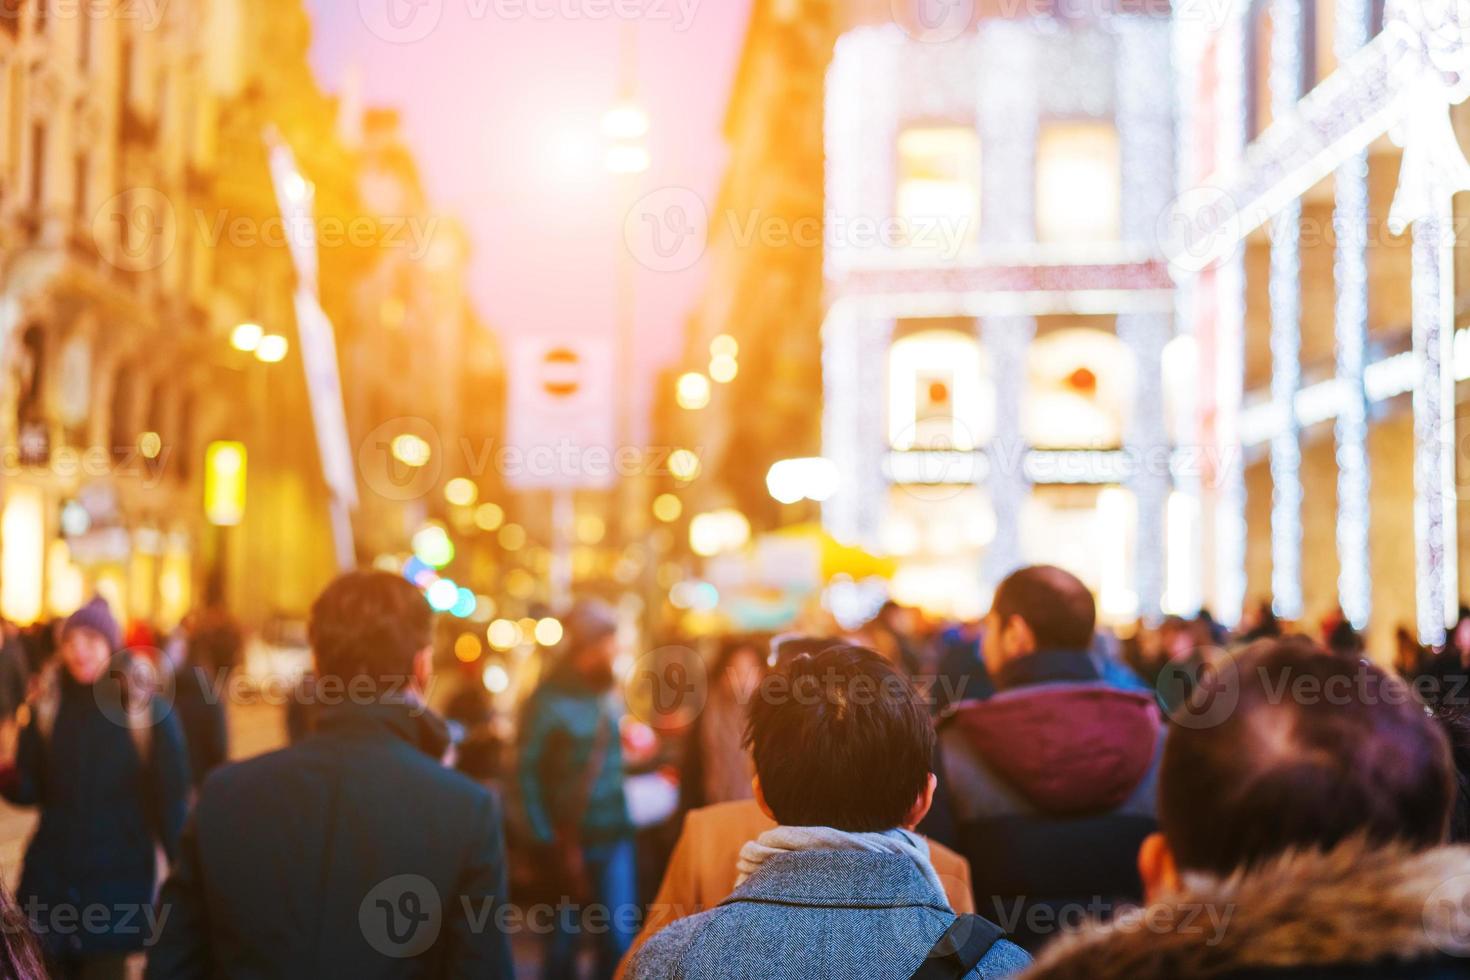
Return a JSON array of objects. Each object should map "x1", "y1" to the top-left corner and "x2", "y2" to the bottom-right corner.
[{"x1": 204, "y1": 441, "x2": 247, "y2": 527}]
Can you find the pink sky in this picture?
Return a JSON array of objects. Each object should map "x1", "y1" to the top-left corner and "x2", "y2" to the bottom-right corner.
[{"x1": 303, "y1": 0, "x2": 752, "y2": 383}]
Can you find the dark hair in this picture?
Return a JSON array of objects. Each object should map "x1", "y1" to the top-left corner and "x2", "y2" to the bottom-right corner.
[
  {"x1": 745, "y1": 645, "x2": 934, "y2": 831},
  {"x1": 309, "y1": 571, "x2": 433, "y2": 687},
  {"x1": 1161, "y1": 640, "x2": 1453, "y2": 876},
  {"x1": 768, "y1": 633, "x2": 844, "y2": 668},
  {"x1": 1326, "y1": 619, "x2": 1365, "y2": 659},
  {"x1": 992, "y1": 565, "x2": 1096, "y2": 651}
]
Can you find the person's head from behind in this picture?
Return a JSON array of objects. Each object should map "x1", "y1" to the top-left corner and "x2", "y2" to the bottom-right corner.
[
  {"x1": 1142, "y1": 639, "x2": 1452, "y2": 899},
  {"x1": 745, "y1": 645, "x2": 936, "y2": 832},
  {"x1": 713, "y1": 635, "x2": 767, "y2": 702},
  {"x1": 984, "y1": 565, "x2": 1096, "y2": 671},
  {"x1": 309, "y1": 571, "x2": 433, "y2": 696},
  {"x1": 556, "y1": 599, "x2": 619, "y2": 691}
]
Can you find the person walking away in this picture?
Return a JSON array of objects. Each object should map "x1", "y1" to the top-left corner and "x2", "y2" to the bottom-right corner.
[
  {"x1": 164, "y1": 616, "x2": 230, "y2": 789},
  {"x1": 628, "y1": 645, "x2": 1030, "y2": 980},
  {"x1": 145, "y1": 571, "x2": 515, "y2": 978},
  {"x1": 1024, "y1": 639, "x2": 1470, "y2": 979},
  {"x1": 936, "y1": 566, "x2": 1162, "y2": 951},
  {"x1": 518, "y1": 600, "x2": 636, "y2": 980},
  {"x1": 0, "y1": 596, "x2": 190, "y2": 979},
  {"x1": 681, "y1": 635, "x2": 766, "y2": 810}
]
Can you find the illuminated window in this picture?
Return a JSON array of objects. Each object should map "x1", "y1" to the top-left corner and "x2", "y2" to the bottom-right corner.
[
  {"x1": 895, "y1": 127, "x2": 980, "y2": 256},
  {"x1": 1035, "y1": 123, "x2": 1120, "y2": 244},
  {"x1": 888, "y1": 327, "x2": 989, "y2": 450},
  {"x1": 1024, "y1": 327, "x2": 1134, "y2": 450}
]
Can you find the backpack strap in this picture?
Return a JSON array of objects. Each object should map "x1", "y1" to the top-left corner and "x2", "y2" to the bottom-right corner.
[{"x1": 909, "y1": 914, "x2": 1007, "y2": 980}]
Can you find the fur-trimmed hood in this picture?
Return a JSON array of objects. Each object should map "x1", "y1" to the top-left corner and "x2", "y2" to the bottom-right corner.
[{"x1": 1024, "y1": 839, "x2": 1470, "y2": 979}]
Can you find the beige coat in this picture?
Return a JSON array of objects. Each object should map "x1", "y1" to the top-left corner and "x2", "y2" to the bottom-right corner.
[{"x1": 617, "y1": 798, "x2": 976, "y2": 978}]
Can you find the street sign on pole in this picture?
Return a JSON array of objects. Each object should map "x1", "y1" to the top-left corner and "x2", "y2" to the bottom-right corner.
[{"x1": 505, "y1": 334, "x2": 618, "y2": 492}]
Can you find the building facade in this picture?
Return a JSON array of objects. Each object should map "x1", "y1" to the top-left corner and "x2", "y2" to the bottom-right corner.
[
  {"x1": 686, "y1": 0, "x2": 1179, "y2": 623},
  {"x1": 0, "y1": 0, "x2": 497, "y2": 632},
  {"x1": 1171, "y1": 0, "x2": 1468, "y2": 653}
]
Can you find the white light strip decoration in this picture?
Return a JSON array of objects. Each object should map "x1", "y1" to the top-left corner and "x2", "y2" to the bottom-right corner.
[
  {"x1": 1116, "y1": 18, "x2": 1177, "y2": 624},
  {"x1": 977, "y1": 19, "x2": 1038, "y2": 248},
  {"x1": 1169, "y1": 4, "x2": 1207, "y2": 620},
  {"x1": 1389, "y1": 0, "x2": 1470, "y2": 643},
  {"x1": 824, "y1": 27, "x2": 900, "y2": 283},
  {"x1": 1267, "y1": 0, "x2": 1306, "y2": 621},
  {"x1": 1335, "y1": 0, "x2": 1373, "y2": 629},
  {"x1": 1409, "y1": 204, "x2": 1459, "y2": 645},
  {"x1": 1024, "y1": 450, "x2": 1133, "y2": 486},
  {"x1": 821, "y1": 308, "x2": 895, "y2": 550},
  {"x1": 976, "y1": 20, "x2": 1038, "y2": 598},
  {"x1": 1119, "y1": 313, "x2": 1173, "y2": 622},
  {"x1": 981, "y1": 315, "x2": 1035, "y2": 594},
  {"x1": 1239, "y1": 326, "x2": 1470, "y2": 447},
  {"x1": 1211, "y1": 4, "x2": 1252, "y2": 629},
  {"x1": 883, "y1": 451, "x2": 989, "y2": 486}
]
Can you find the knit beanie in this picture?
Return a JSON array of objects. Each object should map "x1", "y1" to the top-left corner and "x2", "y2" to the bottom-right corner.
[{"x1": 63, "y1": 596, "x2": 122, "y2": 652}]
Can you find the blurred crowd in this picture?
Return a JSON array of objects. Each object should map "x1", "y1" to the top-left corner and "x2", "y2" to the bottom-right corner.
[{"x1": 0, "y1": 571, "x2": 1467, "y2": 978}]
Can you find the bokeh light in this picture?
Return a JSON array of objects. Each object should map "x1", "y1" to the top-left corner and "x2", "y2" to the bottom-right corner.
[
  {"x1": 534, "y1": 617, "x2": 565, "y2": 646},
  {"x1": 454, "y1": 633, "x2": 482, "y2": 663},
  {"x1": 668, "y1": 450, "x2": 701, "y2": 483},
  {"x1": 444, "y1": 478, "x2": 478, "y2": 507},
  {"x1": 653, "y1": 493, "x2": 683, "y2": 523},
  {"x1": 487, "y1": 619, "x2": 522, "y2": 651}
]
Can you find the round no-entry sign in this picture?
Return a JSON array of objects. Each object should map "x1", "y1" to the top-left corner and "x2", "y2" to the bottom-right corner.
[{"x1": 542, "y1": 347, "x2": 581, "y2": 399}]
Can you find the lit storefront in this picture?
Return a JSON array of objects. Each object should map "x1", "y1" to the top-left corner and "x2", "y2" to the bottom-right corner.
[{"x1": 820, "y1": 12, "x2": 1179, "y2": 621}]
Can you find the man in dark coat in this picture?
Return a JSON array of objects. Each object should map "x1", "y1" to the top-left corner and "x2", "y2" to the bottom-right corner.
[
  {"x1": 937, "y1": 566, "x2": 1162, "y2": 951},
  {"x1": 1024, "y1": 640, "x2": 1470, "y2": 979},
  {"x1": 1, "y1": 596, "x2": 191, "y2": 980},
  {"x1": 146, "y1": 571, "x2": 515, "y2": 979}
]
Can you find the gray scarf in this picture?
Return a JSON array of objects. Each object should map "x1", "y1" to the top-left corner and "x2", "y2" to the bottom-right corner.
[{"x1": 735, "y1": 825, "x2": 949, "y2": 905}]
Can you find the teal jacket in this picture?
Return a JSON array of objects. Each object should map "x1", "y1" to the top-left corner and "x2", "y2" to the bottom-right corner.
[{"x1": 517, "y1": 678, "x2": 632, "y2": 846}]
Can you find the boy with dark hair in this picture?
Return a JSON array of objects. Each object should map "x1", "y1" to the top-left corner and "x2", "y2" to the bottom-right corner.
[
  {"x1": 628, "y1": 646, "x2": 1029, "y2": 980},
  {"x1": 147, "y1": 571, "x2": 514, "y2": 978},
  {"x1": 1025, "y1": 640, "x2": 1470, "y2": 979}
]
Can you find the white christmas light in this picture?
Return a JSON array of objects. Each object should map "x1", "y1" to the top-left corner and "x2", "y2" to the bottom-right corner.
[
  {"x1": 1333, "y1": 0, "x2": 1374, "y2": 631},
  {"x1": 1267, "y1": 0, "x2": 1306, "y2": 621},
  {"x1": 1411, "y1": 204, "x2": 1459, "y2": 645},
  {"x1": 981, "y1": 315, "x2": 1034, "y2": 593}
]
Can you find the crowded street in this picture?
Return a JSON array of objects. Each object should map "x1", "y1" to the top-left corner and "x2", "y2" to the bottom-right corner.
[{"x1": 4, "y1": 0, "x2": 1470, "y2": 977}]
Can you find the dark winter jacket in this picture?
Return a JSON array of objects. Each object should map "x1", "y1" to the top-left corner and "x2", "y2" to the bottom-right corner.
[
  {"x1": 1023, "y1": 839, "x2": 1470, "y2": 979},
  {"x1": 145, "y1": 698, "x2": 515, "y2": 979},
  {"x1": 517, "y1": 677, "x2": 631, "y2": 847},
  {"x1": 2, "y1": 667, "x2": 190, "y2": 959},
  {"x1": 170, "y1": 664, "x2": 228, "y2": 789},
  {"x1": 938, "y1": 650, "x2": 1163, "y2": 952}
]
